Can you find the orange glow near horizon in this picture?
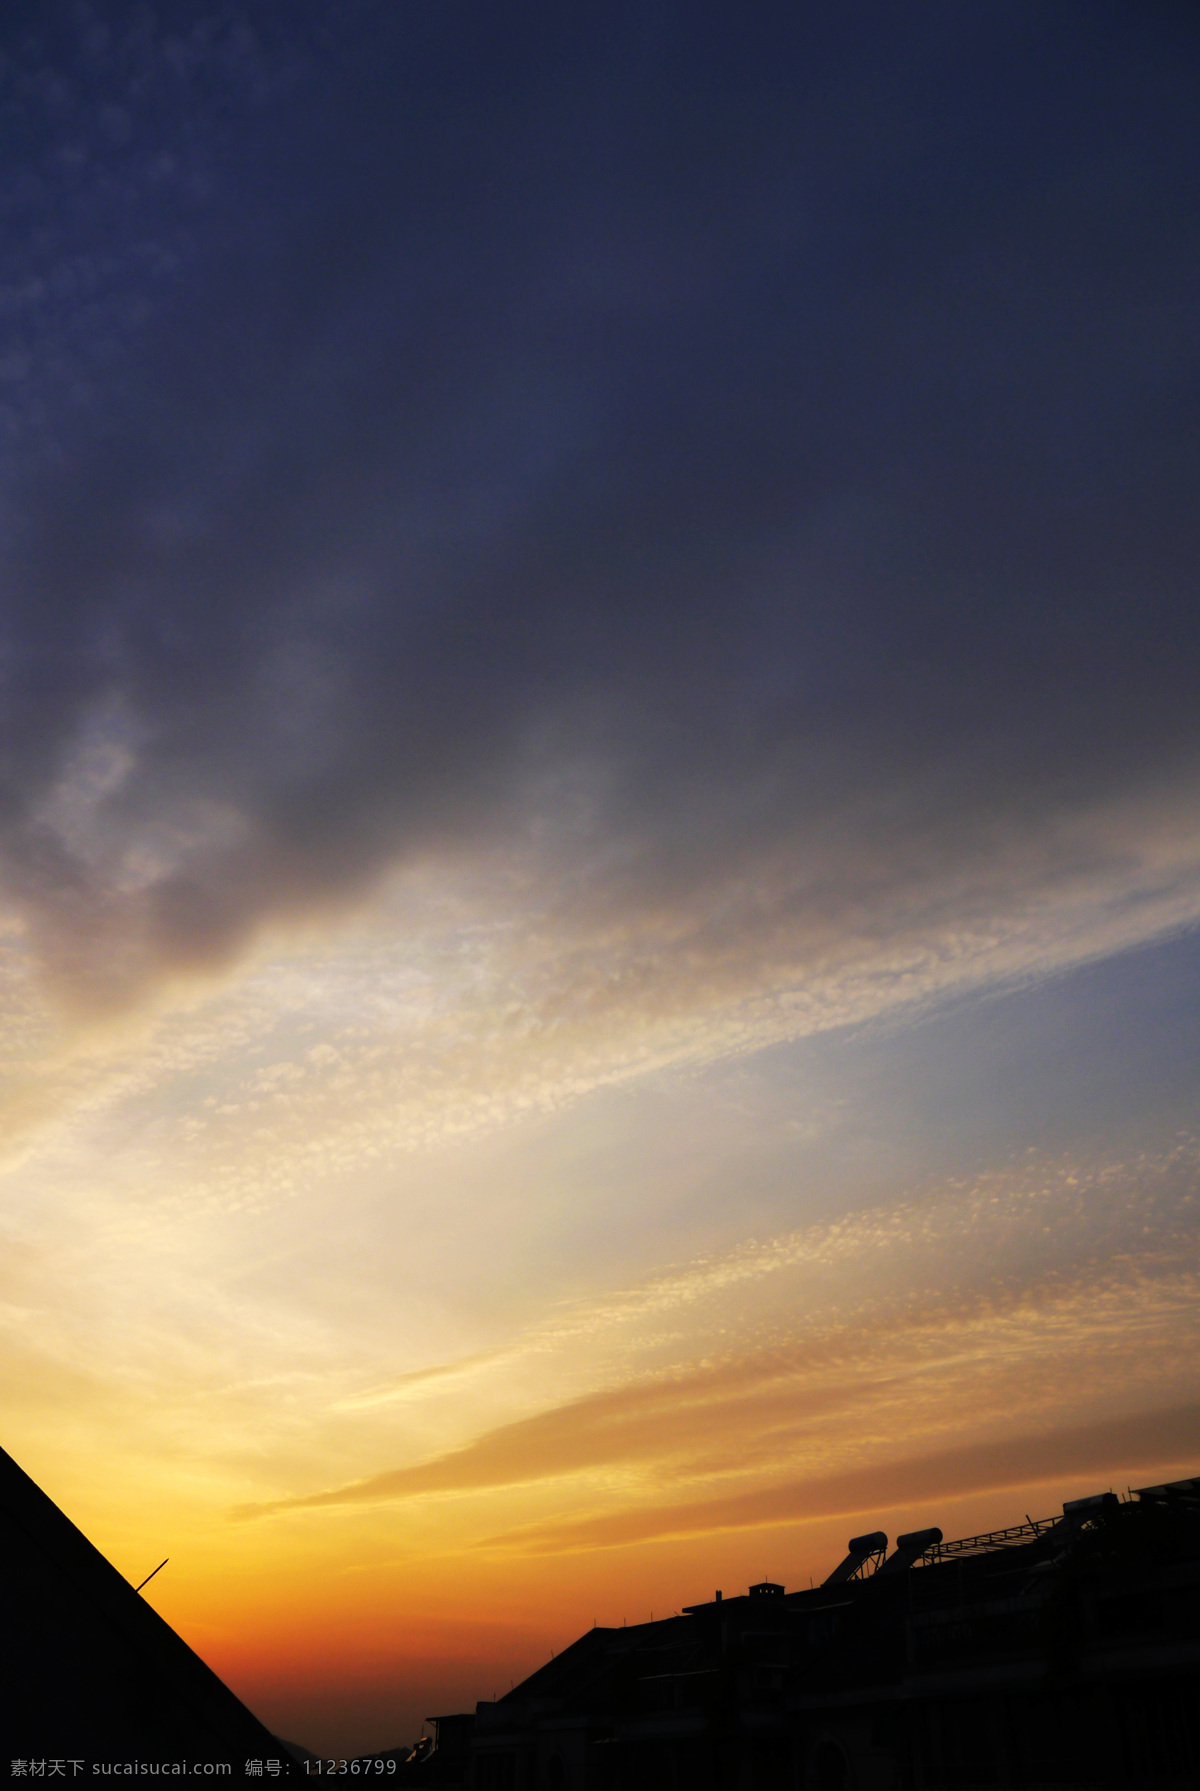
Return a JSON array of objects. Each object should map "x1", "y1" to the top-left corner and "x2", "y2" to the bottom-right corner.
[{"x1": 23, "y1": 1438, "x2": 1200, "y2": 1758}]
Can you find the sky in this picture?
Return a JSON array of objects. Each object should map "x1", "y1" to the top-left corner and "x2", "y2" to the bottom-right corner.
[{"x1": 2, "y1": 0, "x2": 1199, "y2": 1759}]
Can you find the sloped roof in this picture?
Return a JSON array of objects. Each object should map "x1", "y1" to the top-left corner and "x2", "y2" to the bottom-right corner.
[{"x1": 3, "y1": 1441, "x2": 292, "y2": 1768}]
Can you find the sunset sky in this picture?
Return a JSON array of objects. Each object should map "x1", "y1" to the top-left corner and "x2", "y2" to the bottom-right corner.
[{"x1": 3, "y1": 0, "x2": 1200, "y2": 1759}]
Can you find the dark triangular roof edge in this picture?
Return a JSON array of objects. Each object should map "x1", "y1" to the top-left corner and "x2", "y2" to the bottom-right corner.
[{"x1": 2, "y1": 1441, "x2": 293, "y2": 1764}]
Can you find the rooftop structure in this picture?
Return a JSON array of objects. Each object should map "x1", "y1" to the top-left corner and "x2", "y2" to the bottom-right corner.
[{"x1": 396, "y1": 1474, "x2": 1200, "y2": 1788}]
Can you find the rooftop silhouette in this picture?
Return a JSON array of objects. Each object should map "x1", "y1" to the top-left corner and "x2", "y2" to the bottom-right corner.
[{"x1": 3, "y1": 1442, "x2": 296, "y2": 1768}]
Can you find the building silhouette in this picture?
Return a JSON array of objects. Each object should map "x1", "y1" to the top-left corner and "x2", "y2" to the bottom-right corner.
[
  {"x1": 404, "y1": 1476, "x2": 1200, "y2": 1789},
  {"x1": 3, "y1": 1441, "x2": 297, "y2": 1769}
]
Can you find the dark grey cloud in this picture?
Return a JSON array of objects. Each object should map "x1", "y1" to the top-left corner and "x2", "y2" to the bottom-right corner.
[{"x1": 2, "y1": 1, "x2": 1199, "y2": 1005}]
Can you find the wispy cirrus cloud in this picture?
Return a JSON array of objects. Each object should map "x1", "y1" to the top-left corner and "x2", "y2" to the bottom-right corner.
[
  {"x1": 478, "y1": 1402, "x2": 1200, "y2": 1556},
  {"x1": 235, "y1": 1147, "x2": 1200, "y2": 1522},
  {"x1": 5, "y1": 798, "x2": 1199, "y2": 1210}
]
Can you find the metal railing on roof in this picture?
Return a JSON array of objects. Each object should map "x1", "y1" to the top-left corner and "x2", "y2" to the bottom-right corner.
[{"x1": 915, "y1": 1516, "x2": 1060, "y2": 1564}]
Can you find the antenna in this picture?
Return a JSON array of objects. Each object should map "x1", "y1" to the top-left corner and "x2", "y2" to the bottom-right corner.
[{"x1": 134, "y1": 1558, "x2": 169, "y2": 1593}]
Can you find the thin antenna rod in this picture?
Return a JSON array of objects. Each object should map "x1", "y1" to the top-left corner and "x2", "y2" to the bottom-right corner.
[{"x1": 134, "y1": 1558, "x2": 169, "y2": 1593}]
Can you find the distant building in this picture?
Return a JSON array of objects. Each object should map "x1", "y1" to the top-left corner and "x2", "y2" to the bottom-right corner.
[{"x1": 402, "y1": 1476, "x2": 1200, "y2": 1789}]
